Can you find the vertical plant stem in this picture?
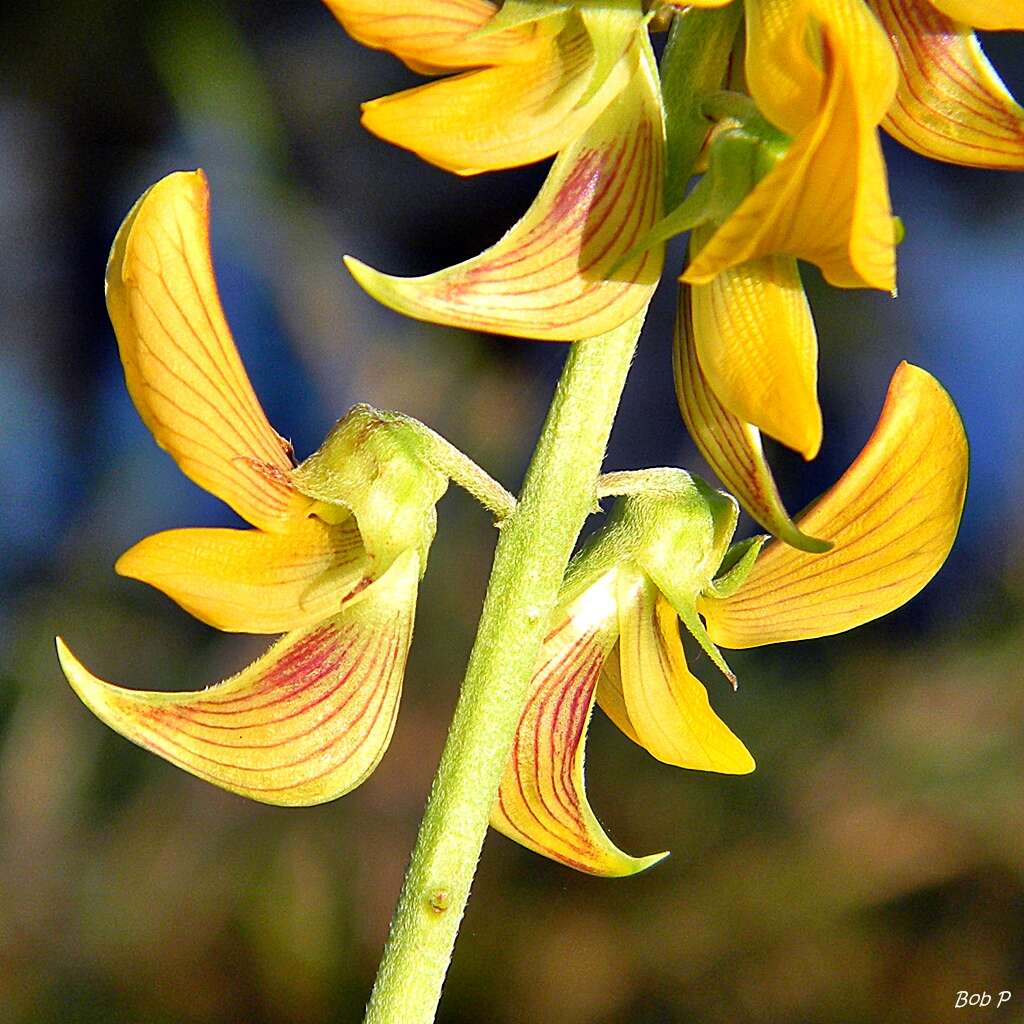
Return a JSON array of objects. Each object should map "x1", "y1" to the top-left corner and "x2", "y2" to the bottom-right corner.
[
  {"x1": 363, "y1": 310, "x2": 645, "y2": 1024},
  {"x1": 363, "y1": 12, "x2": 741, "y2": 1020}
]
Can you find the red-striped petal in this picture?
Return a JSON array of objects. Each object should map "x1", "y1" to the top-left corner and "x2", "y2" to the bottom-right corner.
[
  {"x1": 346, "y1": 40, "x2": 664, "y2": 341},
  {"x1": 491, "y1": 570, "x2": 667, "y2": 876},
  {"x1": 58, "y1": 551, "x2": 419, "y2": 806},
  {"x1": 699, "y1": 364, "x2": 969, "y2": 648},
  {"x1": 107, "y1": 171, "x2": 310, "y2": 532},
  {"x1": 872, "y1": 0, "x2": 1024, "y2": 169}
]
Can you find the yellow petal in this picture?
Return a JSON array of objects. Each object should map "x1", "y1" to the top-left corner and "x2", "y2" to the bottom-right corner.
[
  {"x1": 690, "y1": 239, "x2": 822, "y2": 459},
  {"x1": 928, "y1": 0, "x2": 1024, "y2": 29},
  {"x1": 115, "y1": 515, "x2": 372, "y2": 634},
  {"x1": 347, "y1": 46, "x2": 664, "y2": 340},
  {"x1": 700, "y1": 363, "x2": 968, "y2": 648},
  {"x1": 610, "y1": 571, "x2": 754, "y2": 773},
  {"x1": 674, "y1": 285, "x2": 831, "y2": 553},
  {"x1": 491, "y1": 571, "x2": 667, "y2": 876},
  {"x1": 107, "y1": 171, "x2": 309, "y2": 532},
  {"x1": 871, "y1": 0, "x2": 1024, "y2": 169},
  {"x1": 686, "y1": 37, "x2": 897, "y2": 291},
  {"x1": 359, "y1": 14, "x2": 634, "y2": 175},
  {"x1": 322, "y1": 0, "x2": 548, "y2": 72},
  {"x1": 58, "y1": 551, "x2": 419, "y2": 806},
  {"x1": 744, "y1": 0, "x2": 824, "y2": 135}
]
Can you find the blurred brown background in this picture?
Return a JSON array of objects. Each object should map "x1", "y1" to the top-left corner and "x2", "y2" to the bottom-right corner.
[{"x1": 1, "y1": 3, "x2": 1023, "y2": 1022}]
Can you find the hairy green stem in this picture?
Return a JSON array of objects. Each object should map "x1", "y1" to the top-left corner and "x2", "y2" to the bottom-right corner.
[
  {"x1": 363, "y1": 310, "x2": 645, "y2": 1024},
  {"x1": 362, "y1": 10, "x2": 742, "y2": 1019},
  {"x1": 377, "y1": 409, "x2": 518, "y2": 521}
]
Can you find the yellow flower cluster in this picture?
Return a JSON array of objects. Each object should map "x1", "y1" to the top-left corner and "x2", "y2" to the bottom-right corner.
[{"x1": 57, "y1": 0, "x2": 1002, "y2": 875}]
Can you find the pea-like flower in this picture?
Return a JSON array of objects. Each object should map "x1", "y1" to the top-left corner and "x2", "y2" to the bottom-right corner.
[
  {"x1": 493, "y1": 361, "x2": 968, "y2": 875},
  {"x1": 330, "y1": 0, "x2": 666, "y2": 341},
  {"x1": 56, "y1": 171, "x2": 458, "y2": 806},
  {"x1": 679, "y1": 0, "x2": 1022, "y2": 293},
  {"x1": 641, "y1": 0, "x2": 1019, "y2": 545},
  {"x1": 323, "y1": 0, "x2": 641, "y2": 176}
]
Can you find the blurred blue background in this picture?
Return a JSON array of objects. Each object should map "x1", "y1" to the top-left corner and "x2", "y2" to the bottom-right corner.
[{"x1": 1, "y1": 4, "x2": 1022, "y2": 1022}]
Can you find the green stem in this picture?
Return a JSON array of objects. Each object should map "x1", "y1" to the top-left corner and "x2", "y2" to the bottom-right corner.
[
  {"x1": 362, "y1": 10, "x2": 742, "y2": 1018},
  {"x1": 380, "y1": 410, "x2": 518, "y2": 521},
  {"x1": 363, "y1": 310, "x2": 646, "y2": 1024}
]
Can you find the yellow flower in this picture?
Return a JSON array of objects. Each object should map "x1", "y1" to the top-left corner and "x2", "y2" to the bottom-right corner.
[
  {"x1": 493, "y1": 361, "x2": 968, "y2": 874},
  {"x1": 323, "y1": 0, "x2": 639, "y2": 175},
  {"x1": 56, "y1": 171, "x2": 445, "y2": 806},
  {"x1": 683, "y1": 0, "x2": 900, "y2": 293},
  {"x1": 678, "y1": 0, "x2": 1022, "y2": 290},
  {"x1": 331, "y1": 0, "x2": 666, "y2": 341}
]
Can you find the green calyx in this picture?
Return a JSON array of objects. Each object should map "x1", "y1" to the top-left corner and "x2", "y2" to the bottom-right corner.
[
  {"x1": 469, "y1": 0, "x2": 570, "y2": 39},
  {"x1": 292, "y1": 405, "x2": 449, "y2": 577},
  {"x1": 703, "y1": 534, "x2": 769, "y2": 600},
  {"x1": 566, "y1": 468, "x2": 744, "y2": 682},
  {"x1": 620, "y1": 89, "x2": 791, "y2": 263}
]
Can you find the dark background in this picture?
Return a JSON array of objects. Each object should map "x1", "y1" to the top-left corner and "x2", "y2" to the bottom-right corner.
[{"x1": 1, "y1": 3, "x2": 1022, "y2": 1022}]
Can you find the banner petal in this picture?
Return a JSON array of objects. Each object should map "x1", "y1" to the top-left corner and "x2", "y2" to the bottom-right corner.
[
  {"x1": 700, "y1": 363, "x2": 968, "y2": 648},
  {"x1": 115, "y1": 515, "x2": 372, "y2": 634},
  {"x1": 491, "y1": 571, "x2": 667, "y2": 876},
  {"x1": 347, "y1": 45, "x2": 664, "y2": 340},
  {"x1": 872, "y1": 0, "x2": 1024, "y2": 169},
  {"x1": 107, "y1": 171, "x2": 308, "y2": 532},
  {"x1": 58, "y1": 551, "x2": 419, "y2": 806}
]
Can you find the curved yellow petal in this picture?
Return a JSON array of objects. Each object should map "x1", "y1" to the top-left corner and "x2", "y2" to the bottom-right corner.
[
  {"x1": 674, "y1": 285, "x2": 831, "y2": 553},
  {"x1": 744, "y1": 0, "x2": 823, "y2": 135},
  {"x1": 359, "y1": 13, "x2": 635, "y2": 175},
  {"x1": 491, "y1": 571, "x2": 667, "y2": 876},
  {"x1": 872, "y1": 0, "x2": 1024, "y2": 169},
  {"x1": 594, "y1": 647, "x2": 640, "y2": 746},
  {"x1": 348, "y1": 48, "x2": 664, "y2": 340},
  {"x1": 928, "y1": 0, "x2": 1024, "y2": 29},
  {"x1": 700, "y1": 363, "x2": 968, "y2": 648},
  {"x1": 686, "y1": 39, "x2": 897, "y2": 291},
  {"x1": 58, "y1": 551, "x2": 419, "y2": 806},
  {"x1": 115, "y1": 515, "x2": 372, "y2": 634},
  {"x1": 611, "y1": 571, "x2": 754, "y2": 773},
  {"x1": 107, "y1": 171, "x2": 308, "y2": 532},
  {"x1": 322, "y1": 0, "x2": 548, "y2": 72},
  {"x1": 690, "y1": 239, "x2": 822, "y2": 459}
]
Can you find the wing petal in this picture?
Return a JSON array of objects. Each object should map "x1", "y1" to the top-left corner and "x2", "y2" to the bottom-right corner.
[{"x1": 58, "y1": 552, "x2": 419, "y2": 806}]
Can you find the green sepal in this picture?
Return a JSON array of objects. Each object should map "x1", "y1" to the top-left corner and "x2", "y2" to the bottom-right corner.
[
  {"x1": 624, "y1": 112, "x2": 790, "y2": 263},
  {"x1": 467, "y1": 0, "x2": 570, "y2": 39},
  {"x1": 292, "y1": 405, "x2": 448, "y2": 577},
  {"x1": 660, "y1": 3, "x2": 743, "y2": 208},
  {"x1": 585, "y1": 469, "x2": 740, "y2": 684},
  {"x1": 702, "y1": 534, "x2": 769, "y2": 600},
  {"x1": 576, "y1": 0, "x2": 648, "y2": 108}
]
